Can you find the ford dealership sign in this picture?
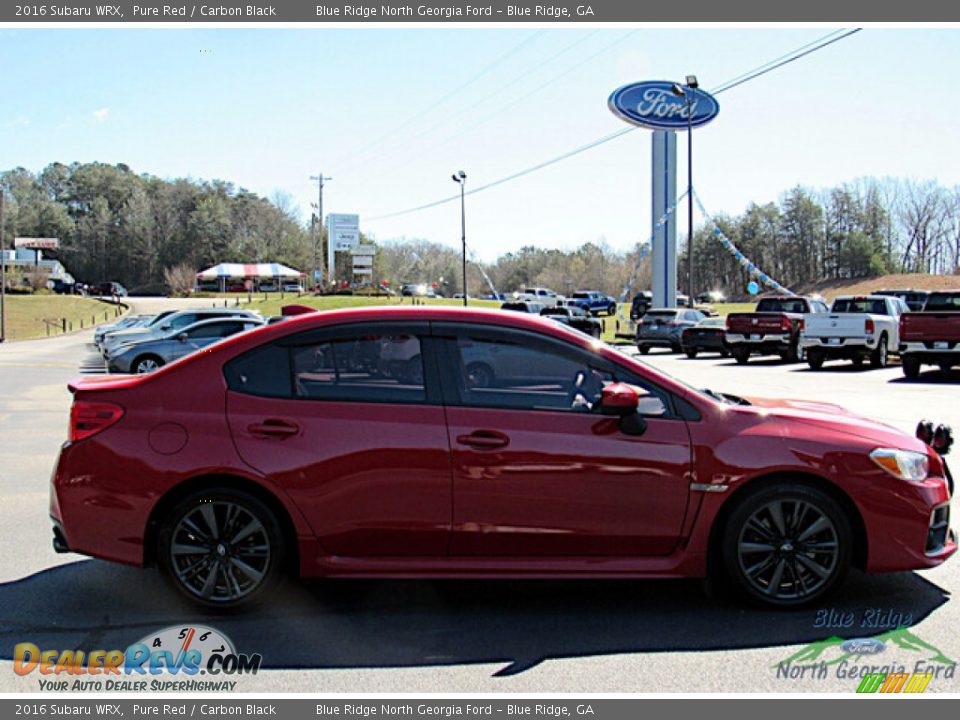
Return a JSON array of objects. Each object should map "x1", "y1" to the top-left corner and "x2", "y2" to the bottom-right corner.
[{"x1": 609, "y1": 81, "x2": 720, "y2": 131}]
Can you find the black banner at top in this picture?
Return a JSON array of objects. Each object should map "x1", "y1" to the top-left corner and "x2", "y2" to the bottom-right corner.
[{"x1": 1, "y1": 0, "x2": 958, "y2": 22}]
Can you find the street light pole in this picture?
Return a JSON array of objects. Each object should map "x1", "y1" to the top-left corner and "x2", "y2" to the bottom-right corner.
[
  {"x1": 452, "y1": 171, "x2": 467, "y2": 307},
  {"x1": 672, "y1": 75, "x2": 698, "y2": 304},
  {"x1": 310, "y1": 173, "x2": 332, "y2": 288}
]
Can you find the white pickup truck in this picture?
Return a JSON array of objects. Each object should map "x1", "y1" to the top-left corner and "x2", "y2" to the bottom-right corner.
[
  {"x1": 514, "y1": 287, "x2": 565, "y2": 307},
  {"x1": 800, "y1": 295, "x2": 910, "y2": 370}
]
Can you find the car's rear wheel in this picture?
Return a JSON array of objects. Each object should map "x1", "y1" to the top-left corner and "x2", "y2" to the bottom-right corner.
[
  {"x1": 637, "y1": 345, "x2": 650, "y2": 355},
  {"x1": 851, "y1": 355, "x2": 864, "y2": 369},
  {"x1": 721, "y1": 483, "x2": 851, "y2": 608},
  {"x1": 158, "y1": 488, "x2": 285, "y2": 610},
  {"x1": 133, "y1": 355, "x2": 164, "y2": 374},
  {"x1": 780, "y1": 345, "x2": 799, "y2": 363},
  {"x1": 685, "y1": 348, "x2": 698, "y2": 359},
  {"x1": 902, "y1": 356, "x2": 921, "y2": 379},
  {"x1": 732, "y1": 347, "x2": 750, "y2": 365},
  {"x1": 807, "y1": 349, "x2": 825, "y2": 370},
  {"x1": 870, "y1": 336, "x2": 888, "y2": 369}
]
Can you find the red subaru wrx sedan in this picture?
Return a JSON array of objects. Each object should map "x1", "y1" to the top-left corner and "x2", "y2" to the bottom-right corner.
[{"x1": 50, "y1": 306, "x2": 955, "y2": 609}]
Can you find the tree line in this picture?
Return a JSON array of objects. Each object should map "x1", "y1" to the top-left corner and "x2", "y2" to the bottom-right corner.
[
  {"x1": 1, "y1": 163, "x2": 957, "y2": 297},
  {"x1": 0, "y1": 162, "x2": 312, "y2": 291}
]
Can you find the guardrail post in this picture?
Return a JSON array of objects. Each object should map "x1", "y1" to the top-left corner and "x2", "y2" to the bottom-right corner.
[
  {"x1": 61, "y1": 318, "x2": 66, "y2": 333},
  {"x1": 80, "y1": 318, "x2": 84, "y2": 329}
]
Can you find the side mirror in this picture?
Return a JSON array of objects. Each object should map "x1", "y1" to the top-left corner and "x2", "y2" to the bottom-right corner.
[
  {"x1": 600, "y1": 382, "x2": 639, "y2": 417},
  {"x1": 177, "y1": 333, "x2": 188, "y2": 342},
  {"x1": 160, "y1": 324, "x2": 171, "y2": 331}
]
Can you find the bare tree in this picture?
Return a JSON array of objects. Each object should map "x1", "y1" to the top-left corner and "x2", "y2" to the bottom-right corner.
[{"x1": 163, "y1": 263, "x2": 197, "y2": 296}]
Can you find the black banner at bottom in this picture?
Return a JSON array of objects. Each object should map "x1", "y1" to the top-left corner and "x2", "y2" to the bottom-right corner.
[{"x1": 2, "y1": 700, "x2": 958, "y2": 720}]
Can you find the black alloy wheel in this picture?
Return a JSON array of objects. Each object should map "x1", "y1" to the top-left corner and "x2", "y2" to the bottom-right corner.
[
  {"x1": 722, "y1": 484, "x2": 851, "y2": 607},
  {"x1": 158, "y1": 489, "x2": 285, "y2": 609}
]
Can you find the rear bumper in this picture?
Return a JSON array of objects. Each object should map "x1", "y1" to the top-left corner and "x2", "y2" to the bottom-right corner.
[
  {"x1": 900, "y1": 342, "x2": 960, "y2": 365},
  {"x1": 801, "y1": 337, "x2": 877, "y2": 357},
  {"x1": 726, "y1": 333, "x2": 790, "y2": 353}
]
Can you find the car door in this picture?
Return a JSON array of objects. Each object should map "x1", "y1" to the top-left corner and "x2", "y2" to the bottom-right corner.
[
  {"x1": 434, "y1": 323, "x2": 692, "y2": 557},
  {"x1": 223, "y1": 321, "x2": 452, "y2": 557}
]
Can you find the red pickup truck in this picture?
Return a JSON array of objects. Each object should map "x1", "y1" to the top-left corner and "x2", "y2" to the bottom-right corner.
[
  {"x1": 899, "y1": 290, "x2": 960, "y2": 378},
  {"x1": 726, "y1": 295, "x2": 829, "y2": 364}
]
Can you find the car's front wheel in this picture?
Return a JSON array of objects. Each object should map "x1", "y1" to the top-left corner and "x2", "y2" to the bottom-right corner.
[
  {"x1": 721, "y1": 483, "x2": 852, "y2": 608},
  {"x1": 133, "y1": 355, "x2": 164, "y2": 374},
  {"x1": 158, "y1": 488, "x2": 286, "y2": 610}
]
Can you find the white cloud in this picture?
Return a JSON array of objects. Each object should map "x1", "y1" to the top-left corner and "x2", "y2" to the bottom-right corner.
[{"x1": 92, "y1": 108, "x2": 110, "y2": 123}]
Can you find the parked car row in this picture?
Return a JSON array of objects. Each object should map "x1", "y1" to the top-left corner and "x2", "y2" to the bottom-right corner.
[
  {"x1": 501, "y1": 301, "x2": 603, "y2": 338},
  {"x1": 96, "y1": 307, "x2": 265, "y2": 374},
  {"x1": 632, "y1": 289, "x2": 960, "y2": 381}
]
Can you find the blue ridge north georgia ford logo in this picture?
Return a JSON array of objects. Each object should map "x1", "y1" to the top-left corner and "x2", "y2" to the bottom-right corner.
[{"x1": 608, "y1": 81, "x2": 720, "y2": 131}]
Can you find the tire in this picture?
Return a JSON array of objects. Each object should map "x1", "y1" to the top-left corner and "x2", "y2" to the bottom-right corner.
[
  {"x1": 157, "y1": 487, "x2": 286, "y2": 610},
  {"x1": 780, "y1": 345, "x2": 799, "y2": 363},
  {"x1": 806, "y1": 349, "x2": 825, "y2": 370},
  {"x1": 902, "y1": 356, "x2": 921, "y2": 379},
  {"x1": 732, "y1": 347, "x2": 750, "y2": 365},
  {"x1": 720, "y1": 483, "x2": 852, "y2": 608},
  {"x1": 133, "y1": 355, "x2": 164, "y2": 374},
  {"x1": 720, "y1": 349, "x2": 730, "y2": 358},
  {"x1": 466, "y1": 362, "x2": 494, "y2": 388},
  {"x1": 685, "y1": 348, "x2": 698, "y2": 359},
  {"x1": 670, "y1": 343, "x2": 682, "y2": 354},
  {"x1": 607, "y1": 304, "x2": 617, "y2": 316},
  {"x1": 940, "y1": 363, "x2": 953, "y2": 375},
  {"x1": 638, "y1": 345, "x2": 650, "y2": 355},
  {"x1": 869, "y1": 335, "x2": 888, "y2": 369},
  {"x1": 851, "y1": 355, "x2": 864, "y2": 369}
]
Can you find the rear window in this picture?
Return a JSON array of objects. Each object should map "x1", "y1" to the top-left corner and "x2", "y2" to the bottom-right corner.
[
  {"x1": 830, "y1": 298, "x2": 889, "y2": 315},
  {"x1": 924, "y1": 293, "x2": 960, "y2": 312},
  {"x1": 756, "y1": 298, "x2": 808, "y2": 313},
  {"x1": 645, "y1": 311, "x2": 678, "y2": 320},
  {"x1": 572, "y1": 292, "x2": 590, "y2": 299}
]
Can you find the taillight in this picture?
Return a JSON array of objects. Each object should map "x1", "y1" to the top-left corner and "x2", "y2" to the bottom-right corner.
[
  {"x1": 725, "y1": 316, "x2": 733, "y2": 331},
  {"x1": 70, "y1": 401, "x2": 125, "y2": 443},
  {"x1": 780, "y1": 317, "x2": 792, "y2": 332},
  {"x1": 900, "y1": 315, "x2": 906, "y2": 338},
  {"x1": 865, "y1": 318, "x2": 875, "y2": 335}
]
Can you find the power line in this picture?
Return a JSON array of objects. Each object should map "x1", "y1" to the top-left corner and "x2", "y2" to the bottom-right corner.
[
  {"x1": 338, "y1": 30, "x2": 603, "y2": 180},
  {"x1": 333, "y1": 30, "x2": 545, "y2": 170},
  {"x1": 713, "y1": 29, "x2": 862, "y2": 95},
  {"x1": 364, "y1": 28, "x2": 863, "y2": 224}
]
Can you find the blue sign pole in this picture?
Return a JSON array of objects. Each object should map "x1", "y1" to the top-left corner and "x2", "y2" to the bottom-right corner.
[{"x1": 651, "y1": 131, "x2": 677, "y2": 309}]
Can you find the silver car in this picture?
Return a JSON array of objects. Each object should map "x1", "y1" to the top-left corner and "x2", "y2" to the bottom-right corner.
[
  {"x1": 100, "y1": 307, "x2": 260, "y2": 356},
  {"x1": 106, "y1": 317, "x2": 266, "y2": 374}
]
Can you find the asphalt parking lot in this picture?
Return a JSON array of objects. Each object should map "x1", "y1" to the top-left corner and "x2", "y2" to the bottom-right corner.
[{"x1": 0, "y1": 299, "x2": 957, "y2": 693}]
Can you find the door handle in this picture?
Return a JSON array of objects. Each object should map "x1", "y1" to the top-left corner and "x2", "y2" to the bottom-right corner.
[
  {"x1": 248, "y1": 419, "x2": 300, "y2": 438},
  {"x1": 456, "y1": 430, "x2": 509, "y2": 449}
]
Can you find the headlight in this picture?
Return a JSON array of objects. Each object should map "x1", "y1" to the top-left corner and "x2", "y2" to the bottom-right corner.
[{"x1": 870, "y1": 448, "x2": 929, "y2": 482}]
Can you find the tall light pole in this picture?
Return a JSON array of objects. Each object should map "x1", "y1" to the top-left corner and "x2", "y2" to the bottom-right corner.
[
  {"x1": 310, "y1": 173, "x2": 332, "y2": 288},
  {"x1": 451, "y1": 170, "x2": 467, "y2": 307},
  {"x1": 672, "y1": 75, "x2": 698, "y2": 305}
]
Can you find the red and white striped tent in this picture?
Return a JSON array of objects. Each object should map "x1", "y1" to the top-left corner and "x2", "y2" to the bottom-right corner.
[{"x1": 196, "y1": 262, "x2": 304, "y2": 290}]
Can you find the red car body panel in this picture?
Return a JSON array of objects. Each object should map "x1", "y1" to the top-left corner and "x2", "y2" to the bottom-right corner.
[{"x1": 51, "y1": 306, "x2": 955, "y2": 582}]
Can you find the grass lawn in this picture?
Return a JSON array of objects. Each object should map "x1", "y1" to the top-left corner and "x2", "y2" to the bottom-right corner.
[{"x1": 3, "y1": 295, "x2": 125, "y2": 340}]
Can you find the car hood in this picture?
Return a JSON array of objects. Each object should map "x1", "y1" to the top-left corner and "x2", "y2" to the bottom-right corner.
[
  {"x1": 105, "y1": 327, "x2": 160, "y2": 344},
  {"x1": 740, "y1": 396, "x2": 925, "y2": 452}
]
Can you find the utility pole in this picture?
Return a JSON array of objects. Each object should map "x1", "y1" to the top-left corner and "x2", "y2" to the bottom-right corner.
[
  {"x1": 310, "y1": 173, "x2": 332, "y2": 288},
  {"x1": 0, "y1": 189, "x2": 5, "y2": 343}
]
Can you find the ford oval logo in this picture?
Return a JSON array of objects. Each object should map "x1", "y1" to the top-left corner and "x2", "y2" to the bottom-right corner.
[
  {"x1": 841, "y1": 638, "x2": 887, "y2": 655},
  {"x1": 609, "y1": 81, "x2": 720, "y2": 131}
]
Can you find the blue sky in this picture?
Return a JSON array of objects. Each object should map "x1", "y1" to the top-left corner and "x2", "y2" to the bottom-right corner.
[{"x1": 0, "y1": 27, "x2": 957, "y2": 261}]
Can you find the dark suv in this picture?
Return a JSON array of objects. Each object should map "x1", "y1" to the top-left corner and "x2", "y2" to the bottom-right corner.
[{"x1": 636, "y1": 308, "x2": 706, "y2": 354}]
